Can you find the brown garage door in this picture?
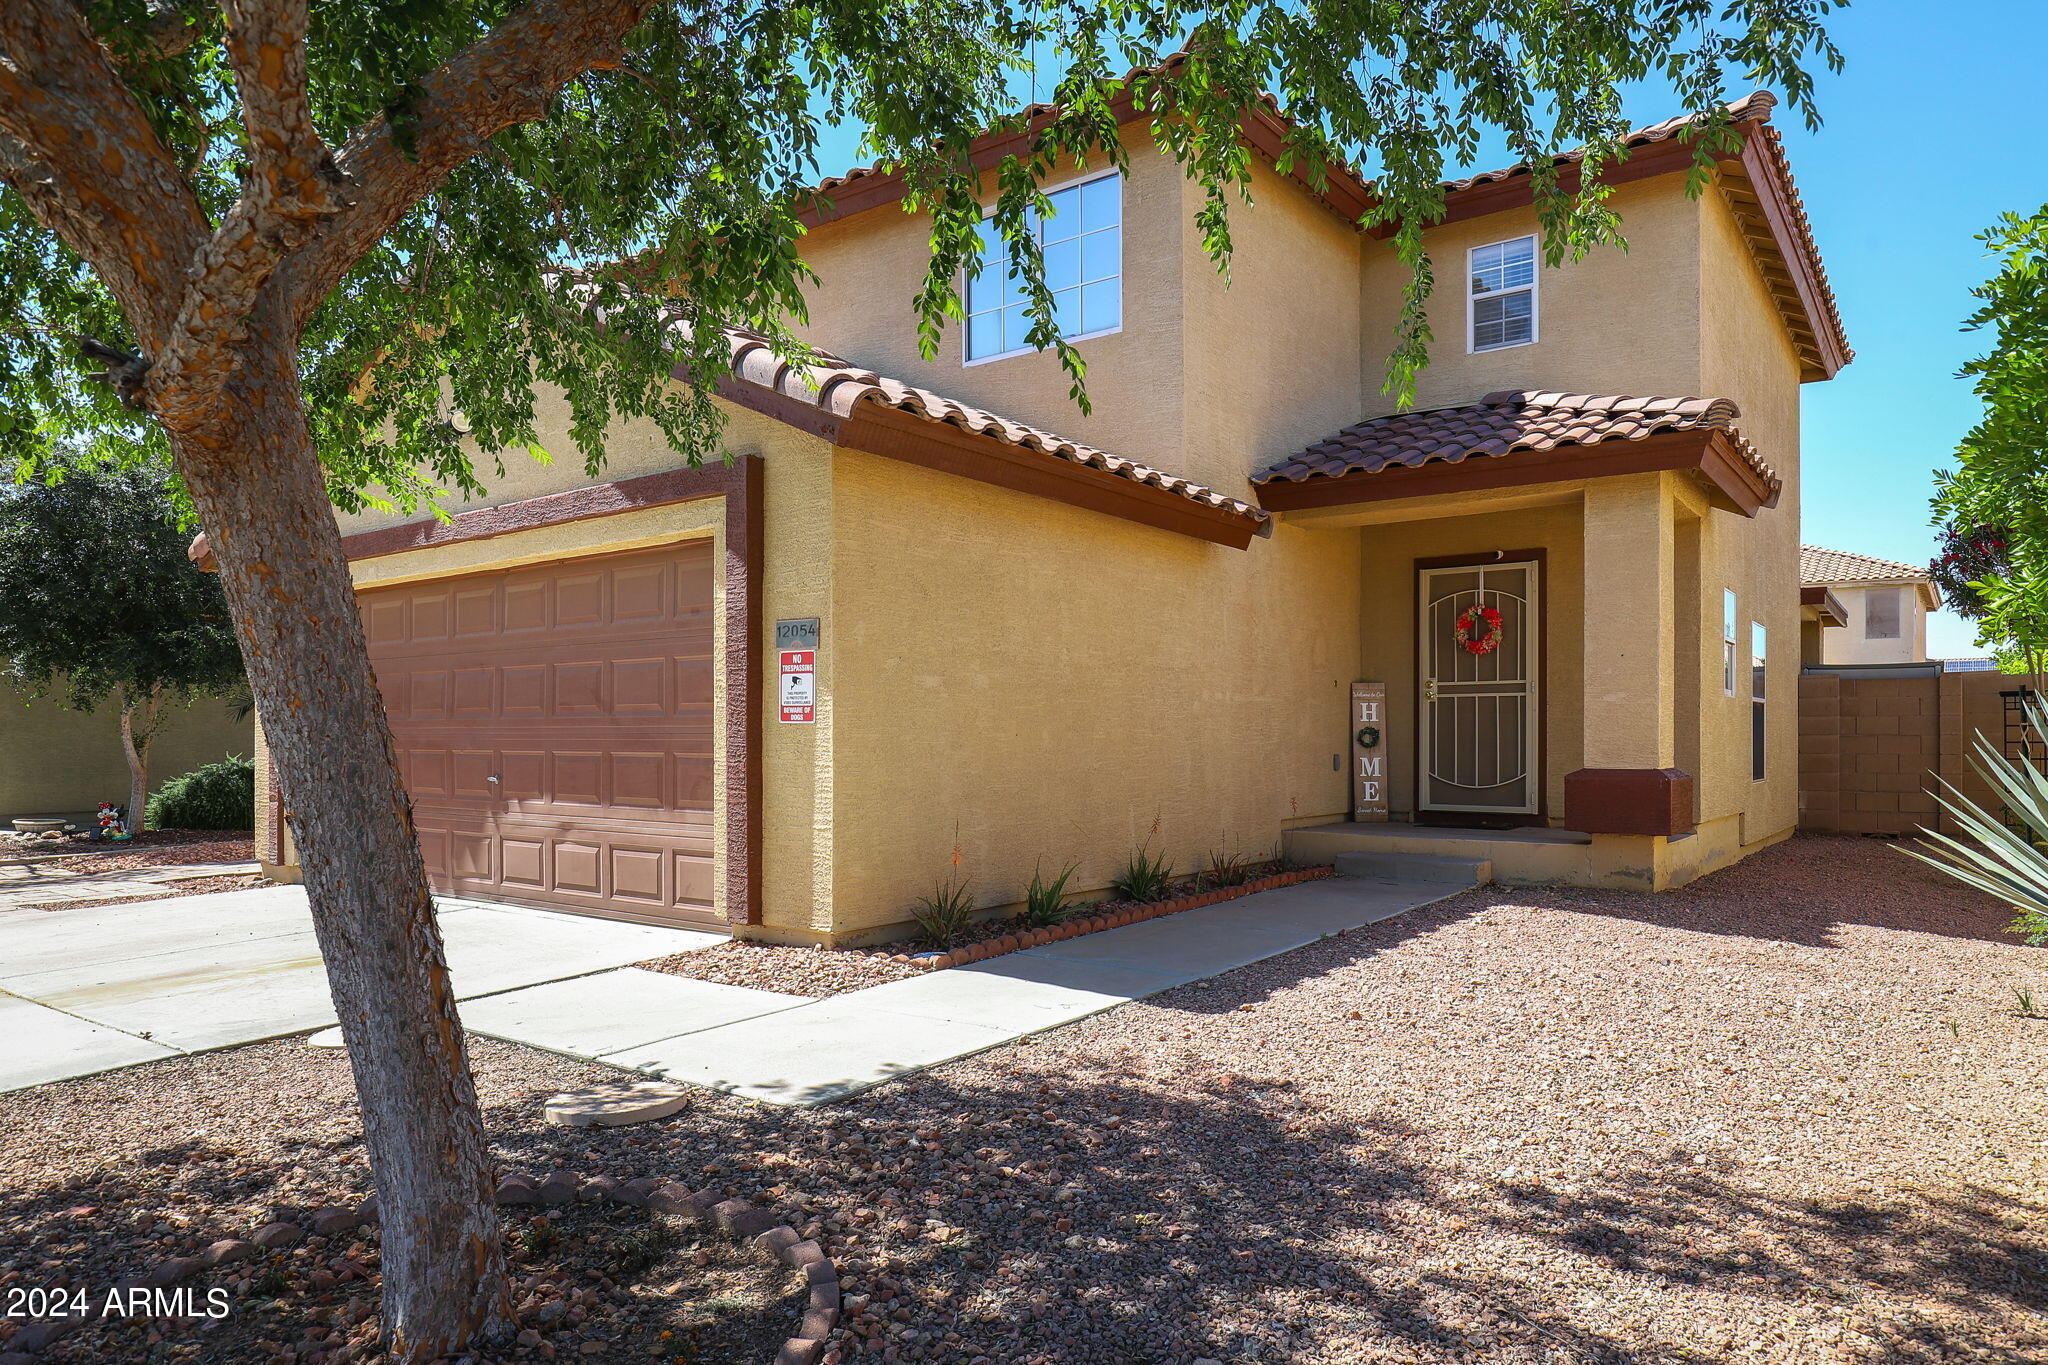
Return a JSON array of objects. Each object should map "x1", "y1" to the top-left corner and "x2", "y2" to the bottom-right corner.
[{"x1": 361, "y1": 540, "x2": 717, "y2": 927}]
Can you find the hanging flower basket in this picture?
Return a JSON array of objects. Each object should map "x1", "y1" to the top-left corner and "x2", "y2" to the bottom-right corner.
[{"x1": 1454, "y1": 604, "x2": 1504, "y2": 656}]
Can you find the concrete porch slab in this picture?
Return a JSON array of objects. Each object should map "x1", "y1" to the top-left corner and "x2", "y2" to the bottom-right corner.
[
  {"x1": 0, "y1": 992, "x2": 179, "y2": 1093},
  {"x1": 458, "y1": 968, "x2": 810, "y2": 1058}
]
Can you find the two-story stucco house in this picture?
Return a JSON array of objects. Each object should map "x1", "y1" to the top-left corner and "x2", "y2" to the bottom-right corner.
[
  {"x1": 249, "y1": 86, "x2": 1848, "y2": 944},
  {"x1": 1799, "y1": 545, "x2": 1940, "y2": 665}
]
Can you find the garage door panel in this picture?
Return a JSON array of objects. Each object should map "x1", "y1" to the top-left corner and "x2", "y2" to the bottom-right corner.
[
  {"x1": 553, "y1": 841, "x2": 602, "y2": 894},
  {"x1": 364, "y1": 539, "x2": 719, "y2": 928}
]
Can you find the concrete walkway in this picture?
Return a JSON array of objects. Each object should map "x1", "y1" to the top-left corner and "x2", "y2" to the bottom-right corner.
[
  {"x1": 601, "y1": 875, "x2": 1454, "y2": 1106},
  {"x1": 0, "y1": 885, "x2": 719, "y2": 1094}
]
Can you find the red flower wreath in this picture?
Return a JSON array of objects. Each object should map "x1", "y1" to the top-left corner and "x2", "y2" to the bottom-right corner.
[{"x1": 1454, "y1": 604, "x2": 1504, "y2": 656}]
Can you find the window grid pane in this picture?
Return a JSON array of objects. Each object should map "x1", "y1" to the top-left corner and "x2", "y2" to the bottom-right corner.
[{"x1": 966, "y1": 176, "x2": 1122, "y2": 361}]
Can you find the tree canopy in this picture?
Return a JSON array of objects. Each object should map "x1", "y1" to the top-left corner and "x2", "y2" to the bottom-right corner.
[
  {"x1": 1933, "y1": 203, "x2": 2048, "y2": 671},
  {"x1": 5, "y1": 0, "x2": 1841, "y2": 517},
  {"x1": 0, "y1": 461, "x2": 244, "y2": 711}
]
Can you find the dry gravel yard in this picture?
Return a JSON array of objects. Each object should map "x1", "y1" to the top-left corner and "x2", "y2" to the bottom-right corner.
[{"x1": 3, "y1": 834, "x2": 2045, "y2": 1363}]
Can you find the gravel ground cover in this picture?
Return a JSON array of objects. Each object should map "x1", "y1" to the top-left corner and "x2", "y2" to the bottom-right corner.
[
  {"x1": 0, "y1": 831, "x2": 254, "y2": 873},
  {"x1": 3, "y1": 835, "x2": 2045, "y2": 1364},
  {"x1": 16, "y1": 871, "x2": 272, "y2": 913},
  {"x1": 26, "y1": 1195, "x2": 799, "y2": 1364}
]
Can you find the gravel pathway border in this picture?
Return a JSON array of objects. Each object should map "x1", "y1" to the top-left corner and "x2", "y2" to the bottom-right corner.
[{"x1": 0, "y1": 1170, "x2": 841, "y2": 1365}]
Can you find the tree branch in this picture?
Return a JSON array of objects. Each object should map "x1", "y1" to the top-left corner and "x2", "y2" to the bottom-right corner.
[
  {"x1": 0, "y1": 5, "x2": 210, "y2": 347},
  {"x1": 149, "y1": 0, "x2": 350, "y2": 427},
  {"x1": 277, "y1": 0, "x2": 658, "y2": 334}
]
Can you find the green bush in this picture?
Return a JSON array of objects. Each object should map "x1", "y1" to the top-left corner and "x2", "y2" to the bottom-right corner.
[{"x1": 145, "y1": 754, "x2": 255, "y2": 831}]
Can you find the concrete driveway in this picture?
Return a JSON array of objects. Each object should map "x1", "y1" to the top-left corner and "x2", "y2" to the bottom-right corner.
[{"x1": 0, "y1": 884, "x2": 720, "y2": 1094}]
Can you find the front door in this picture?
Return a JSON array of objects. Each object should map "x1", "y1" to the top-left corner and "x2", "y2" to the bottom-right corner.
[{"x1": 1418, "y1": 558, "x2": 1540, "y2": 817}]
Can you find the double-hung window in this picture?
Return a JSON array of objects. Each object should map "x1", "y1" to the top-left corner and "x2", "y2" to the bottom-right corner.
[
  {"x1": 965, "y1": 173, "x2": 1122, "y2": 364},
  {"x1": 1751, "y1": 622, "x2": 1768, "y2": 781},
  {"x1": 1469, "y1": 235, "x2": 1537, "y2": 352},
  {"x1": 1722, "y1": 590, "x2": 1740, "y2": 695}
]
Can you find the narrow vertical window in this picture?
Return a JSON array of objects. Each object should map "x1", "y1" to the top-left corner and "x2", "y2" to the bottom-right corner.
[
  {"x1": 1751, "y1": 621, "x2": 1768, "y2": 781},
  {"x1": 965, "y1": 173, "x2": 1122, "y2": 363},
  {"x1": 1469, "y1": 235, "x2": 1538, "y2": 352},
  {"x1": 1723, "y1": 589, "x2": 1739, "y2": 696}
]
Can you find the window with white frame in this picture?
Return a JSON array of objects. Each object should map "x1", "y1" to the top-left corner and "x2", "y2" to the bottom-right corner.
[
  {"x1": 1864, "y1": 587, "x2": 1903, "y2": 640},
  {"x1": 1469, "y1": 235, "x2": 1537, "y2": 352},
  {"x1": 1723, "y1": 589, "x2": 1739, "y2": 695},
  {"x1": 964, "y1": 173, "x2": 1122, "y2": 363},
  {"x1": 1751, "y1": 622, "x2": 1768, "y2": 782}
]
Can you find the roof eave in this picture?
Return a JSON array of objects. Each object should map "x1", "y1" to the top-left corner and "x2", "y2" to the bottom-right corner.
[{"x1": 1255, "y1": 426, "x2": 1777, "y2": 517}]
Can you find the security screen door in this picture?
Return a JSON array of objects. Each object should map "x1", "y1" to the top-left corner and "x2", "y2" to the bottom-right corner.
[{"x1": 1418, "y1": 559, "x2": 1540, "y2": 815}]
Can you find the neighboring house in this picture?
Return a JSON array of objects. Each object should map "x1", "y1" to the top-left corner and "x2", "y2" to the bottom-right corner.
[
  {"x1": 1, "y1": 683, "x2": 250, "y2": 825},
  {"x1": 241, "y1": 83, "x2": 1847, "y2": 943},
  {"x1": 1798, "y1": 545, "x2": 1941, "y2": 665}
]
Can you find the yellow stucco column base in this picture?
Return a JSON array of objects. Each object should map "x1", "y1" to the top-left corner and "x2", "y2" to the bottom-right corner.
[{"x1": 1580, "y1": 814, "x2": 1793, "y2": 891}]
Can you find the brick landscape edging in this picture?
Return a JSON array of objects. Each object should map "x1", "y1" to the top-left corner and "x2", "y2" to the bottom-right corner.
[
  {"x1": 889, "y1": 866, "x2": 1336, "y2": 970},
  {"x1": 0, "y1": 1172, "x2": 839, "y2": 1365}
]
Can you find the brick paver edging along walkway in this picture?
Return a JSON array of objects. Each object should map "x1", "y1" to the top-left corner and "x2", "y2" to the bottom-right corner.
[{"x1": 0, "y1": 1171, "x2": 841, "y2": 1365}]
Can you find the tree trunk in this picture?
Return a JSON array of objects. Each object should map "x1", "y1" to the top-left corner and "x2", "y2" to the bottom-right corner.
[
  {"x1": 163, "y1": 313, "x2": 513, "y2": 1360},
  {"x1": 117, "y1": 687, "x2": 153, "y2": 832}
]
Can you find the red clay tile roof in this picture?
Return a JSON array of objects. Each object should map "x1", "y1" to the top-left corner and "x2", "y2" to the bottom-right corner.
[
  {"x1": 716, "y1": 331, "x2": 1269, "y2": 525},
  {"x1": 1799, "y1": 545, "x2": 1929, "y2": 585},
  {"x1": 1439, "y1": 91, "x2": 1779, "y2": 194},
  {"x1": 1255, "y1": 390, "x2": 1779, "y2": 496}
]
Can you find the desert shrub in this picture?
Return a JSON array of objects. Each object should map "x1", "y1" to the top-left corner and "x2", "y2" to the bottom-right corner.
[
  {"x1": 1110, "y1": 847, "x2": 1174, "y2": 903},
  {"x1": 144, "y1": 755, "x2": 255, "y2": 830},
  {"x1": 1023, "y1": 860, "x2": 1080, "y2": 927},
  {"x1": 909, "y1": 878, "x2": 977, "y2": 948},
  {"x1": 1203, "y1": 850, "x2": 1257, "y2": 888}
]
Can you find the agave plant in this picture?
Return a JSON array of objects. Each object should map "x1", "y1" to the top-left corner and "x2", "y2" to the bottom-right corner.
[{"x1": 1908, "y1": 691, "x2": 2048, "y2": 944}]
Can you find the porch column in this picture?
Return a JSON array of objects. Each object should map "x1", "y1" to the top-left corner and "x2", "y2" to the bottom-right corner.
[{"x1": 1567, "y1": 473, "x2": 1695, "y2": 835}]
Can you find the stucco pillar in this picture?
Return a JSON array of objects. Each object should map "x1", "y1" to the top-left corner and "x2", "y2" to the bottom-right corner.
[{"x1": 1565, "y1": 473, "x2": 1692, "y2": 835}]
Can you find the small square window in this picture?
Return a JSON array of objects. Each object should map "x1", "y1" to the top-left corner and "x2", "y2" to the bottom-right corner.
[
  {"x1": 1864, "y1": 588, "x2": 1903, "y2": 641},
  {"x1": 1469, "y1": 235, "x2": 1538, "y2": 353}
]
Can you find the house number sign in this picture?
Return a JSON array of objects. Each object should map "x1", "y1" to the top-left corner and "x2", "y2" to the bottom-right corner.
[
  {"x1": 777, "y1": 618, "x2": 820, "y2": 724},
  {"x1": 1352, "y1": 681, "x2": 1388, "y2": 821}
]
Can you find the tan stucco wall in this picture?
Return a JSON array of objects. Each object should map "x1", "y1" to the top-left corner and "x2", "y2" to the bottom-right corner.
[
  {"x1": 1, "y1": 686, "x2": 252, "y2": 823},
  {"x1": 1358, "y1": 173, "x2": 1707, "y2": 416},
  {"x1": 1814, "y1": 583, "x2": 1932, "y2": 665},
  {"x1": 796, "y1": 137, "x2": 1191, "y2": 478},
  {"x1": 819, "y1": 447, "x2": 1360, "y2": 939},
  {"x1": 1696, "y1": 182, "x2": 1806, "y2": 846}
]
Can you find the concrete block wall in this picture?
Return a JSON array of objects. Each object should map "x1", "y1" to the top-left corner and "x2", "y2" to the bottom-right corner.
[{"x1": 1799, "y1": 668, "x2": 2030, "y2": 837}]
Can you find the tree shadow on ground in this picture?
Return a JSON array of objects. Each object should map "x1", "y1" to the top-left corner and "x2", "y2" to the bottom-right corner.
[{"x1": 488, "y1": 1051, "x2": 2048, "y2": 1365}]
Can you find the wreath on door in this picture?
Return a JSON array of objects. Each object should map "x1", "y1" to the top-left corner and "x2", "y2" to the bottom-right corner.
[{"x1": 1454, "y1": 604, "x2": 1504, "y2": 656}]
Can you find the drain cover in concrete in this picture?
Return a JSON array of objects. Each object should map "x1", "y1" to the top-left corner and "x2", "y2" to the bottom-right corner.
[{"x1": 545, "y1": 1080, "x2": 692, "y2": 1127}]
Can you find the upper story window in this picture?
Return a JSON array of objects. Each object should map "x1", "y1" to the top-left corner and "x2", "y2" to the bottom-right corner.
[
  {"x1": 965, "y1": 172, "x2": 1122, "y2": 364},
  {"x1": 1863, "y1": 587, "x2": 1903, "y2": 640},
  {"x1": 1468, "y1": 234, "x2": 1537, "y2": 353}
]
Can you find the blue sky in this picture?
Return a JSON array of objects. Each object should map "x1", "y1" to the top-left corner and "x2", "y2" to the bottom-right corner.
[{"x1": 808, "y1": 7, "x2": 2040, "y2": 656}]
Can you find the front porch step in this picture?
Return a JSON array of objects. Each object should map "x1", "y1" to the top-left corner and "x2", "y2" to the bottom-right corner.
[{"x1": 1333, "y1": 851, "x2": 1492, "y2": 886}]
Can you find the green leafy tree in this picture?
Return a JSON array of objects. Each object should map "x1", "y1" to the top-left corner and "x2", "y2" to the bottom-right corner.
[
  {"x1": 0, "y1": 1, "x2": 1839, "y2": 1355},
  {"x1": 1933, "y1": 204, "x2": 2048, "y2": 677},
  {"x1": 0, "y1": 464, "x2": 244, "y2": 827}
]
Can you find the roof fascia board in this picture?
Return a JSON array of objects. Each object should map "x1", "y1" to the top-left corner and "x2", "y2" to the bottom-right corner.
[{"x1": 1735, "y1": 134, "x2": 1848, "y2": 378}]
